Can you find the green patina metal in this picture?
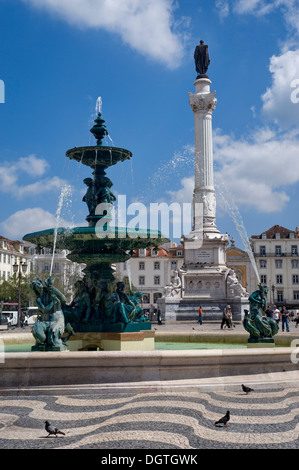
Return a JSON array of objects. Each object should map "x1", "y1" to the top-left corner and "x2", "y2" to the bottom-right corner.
[
  {"x1": 23, "y1": 111, "x2": 169, "y2": 342},
  {"x1": 243, "y1": 284, "x2": 279, "y2": 344}
]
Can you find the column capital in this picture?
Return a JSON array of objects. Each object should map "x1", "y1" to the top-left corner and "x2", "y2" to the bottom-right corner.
[{"x1": 188, "y1": 91, "x2": 217, "y2": 114}]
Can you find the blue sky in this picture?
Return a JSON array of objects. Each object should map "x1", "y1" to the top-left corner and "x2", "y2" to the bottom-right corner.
[{"x1": 0, "y1": 0, "x2": 299, "y2": 249}]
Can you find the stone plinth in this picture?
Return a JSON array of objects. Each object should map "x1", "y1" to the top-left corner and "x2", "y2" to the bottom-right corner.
[
  {"x1": 67, "y1": 330, "x2": 155, "y2": 351},
  {"x1": 247, "y1": 338, "x2": 275, "y2": 348}
]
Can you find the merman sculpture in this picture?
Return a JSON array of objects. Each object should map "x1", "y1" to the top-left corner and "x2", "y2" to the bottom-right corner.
[
  {"x1": 31, "y1": 277, "x2": 74, "y2": 351},
  {"x1": 243, "y1": 284, "x2": 279, "y2": 344}
]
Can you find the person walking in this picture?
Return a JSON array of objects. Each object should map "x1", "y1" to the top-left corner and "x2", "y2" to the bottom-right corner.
[
  {"x1": 280, "y1": 306, "x2": 290, "y2": 332},
  {"x1": 198, "y1": 306, "x2": 203, "y2": 325},
  {"x1": 221, "y1": 305, "x2": 231, "y2": 329}
]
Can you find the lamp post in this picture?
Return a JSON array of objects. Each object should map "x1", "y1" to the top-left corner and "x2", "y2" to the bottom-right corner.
[
  {"x1": 271, "y1": 284, "x2": 275, "y2": 305},
  {"x1": 13, "y1": 261, "x2": 28, "y2": 328}
]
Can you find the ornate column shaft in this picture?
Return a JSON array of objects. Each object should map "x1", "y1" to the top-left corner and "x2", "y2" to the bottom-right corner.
[{"x1": 188, "y1": 78, "x2": 218, "y2": 234}]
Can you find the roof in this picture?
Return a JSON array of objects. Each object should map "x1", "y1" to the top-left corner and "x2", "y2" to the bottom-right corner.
[{"x1": 251, "y1": 225, "x2": 298, "y2": 239}]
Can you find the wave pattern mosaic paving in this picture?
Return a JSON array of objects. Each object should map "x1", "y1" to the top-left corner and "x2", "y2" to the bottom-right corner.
[{"x1": 1, "y1": 388, "x2": 299, "y2": 449}]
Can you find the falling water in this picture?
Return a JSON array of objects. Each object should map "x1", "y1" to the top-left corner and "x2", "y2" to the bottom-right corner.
[
  {"x1": 50, "y1": 184, "x2": 72, "y2": 277},
  {"x1": 125, "y1": 259, "x2": 132, "y2": 290},
  {"x1": 216, "y1": 179, "x2": 260, "y2": 283}
]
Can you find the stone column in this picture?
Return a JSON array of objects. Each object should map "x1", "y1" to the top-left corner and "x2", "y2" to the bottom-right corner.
[{"x1": 188, "y1": 77, "x2": 218, "y2": 234}]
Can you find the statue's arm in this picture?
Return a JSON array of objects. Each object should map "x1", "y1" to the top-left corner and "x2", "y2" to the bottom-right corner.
[
  {"x1": 36, "y1": 297, "x2": 54, "y2": 314},
  {"x1": 49, "y1": 286, "x2": 67, "y2": 304}
]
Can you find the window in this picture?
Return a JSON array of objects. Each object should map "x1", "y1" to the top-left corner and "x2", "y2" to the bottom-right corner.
[
  {"x1": 154, "y1": 276, "x2": 160, "y2": 285},
  {"x1": 142, "y1": 293, "x2": 150, "y2": 303},
  {"x1": 151, "y1": 249, "x2": 158, "y2": 257},
  {"x1": 139, "y1": 248, "x2": 146, "y2": 257},
  {"x1": 260, "y1": 260, "x2": 267, "y2": 269},
  {"x1": 7, "y1": 254, "x2": 10, "y2": 263},
  {"x1": 293, "y1": 291, "x2": 299, "y2": 301},
  {"x1": 277, "y1": 291, "x2": 284, "y2": 302},
  {"x1": 44, "y1": 263, "x2": 49, "y2": 272},
  {"x1": 139, "y1": 262, "x2": 145, "y2": 270},
  {"x1": 154, "y1": 292, "x2": 162, "y2": 303},
  {"x1": 171, "y1": 261, "x2": 177, "y2": 270},
  {"x1": 3, "y1": 254, "x2": 6, "y2": 263},
  {"x1": 259, "y1": 246, "x2": 266, "y2": 256},
  {"x1": 292, "y1": 260, "x2": 298, "y2": 269},
  {"x1": 292, "y1": 275, "x2": 299, "y2": 284},
  {"x1": 177, "y1": 250, "x2": 183, "y2": 256},
  {"x1": 260, "y1": 275, "x2": 267, "y2": 284},
  {"x1": 54, "y1": 262, "x2": 60, "y2": 273},
  {"x1": 276, "y1": 274, "x2": 283, "y2": 284},
  {"x1": 275, "y1": 245, "x2": 282, "y2": 256},
  {"x1": 292, "y1": 245, "x2": 298, "y2": 256},
  {"x1": 139, "y1": 276, "x2": 145, "y2": 286},
  {"x1": 154, "y1": 261, "x2": 160, "y2": 270},
  {"x1": 275, "y1": 260, "x2": 283, "y2": 269}
]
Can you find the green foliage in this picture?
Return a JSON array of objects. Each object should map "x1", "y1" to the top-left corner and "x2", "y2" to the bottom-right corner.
[{"x1": 0, "y1": 271, "x2": 65, "y2": 308}]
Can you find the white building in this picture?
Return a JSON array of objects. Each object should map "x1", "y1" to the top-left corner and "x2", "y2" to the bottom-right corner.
[
  {"x1": 24, "y1": 243, "x2": 84, "y2": 300},
  {"x1": 251, "y1": 225, "x2": 299, "y2": 308},
  {"x1": 115, "y1": 243, "x2": 185, "y2": 307},
  {"x1": 0, "y1": 236, "x2": 31, "y2": 281}
]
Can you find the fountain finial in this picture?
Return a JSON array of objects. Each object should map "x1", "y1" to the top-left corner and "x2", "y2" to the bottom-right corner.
[{"x1": 90, "y1": 112, "x2": 108, "y2": 146}]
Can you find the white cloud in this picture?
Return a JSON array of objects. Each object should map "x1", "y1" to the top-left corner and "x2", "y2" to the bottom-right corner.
[
  {"x1": 0, "y1": 155, "x2": 67, "y2": 198},
  {"x1": 167, "y1": 126, "x2": 299, "y2": 214},
  {"x1": 22, "y1": 0, "x2": 188, "y2": 69},
  {"x1": 1, "y1": 207, "x2": 73, "y2": 240},
  {"x1": 261, "y1": 49, "x2": 299, "y2": 128}
]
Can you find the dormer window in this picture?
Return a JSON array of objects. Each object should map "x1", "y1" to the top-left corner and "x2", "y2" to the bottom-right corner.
[
  {"x1": 177, "y1": 250, "x2": 183, "y2": 257},
  {"x1": 261, "y1": 233, "x2": 266, "y2": 239},
  {"x1": 275, "y1": 233, "x2": 280, "y2": 239}
]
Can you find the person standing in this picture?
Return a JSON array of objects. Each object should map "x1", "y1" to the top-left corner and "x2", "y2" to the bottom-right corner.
[
  {"x1": 149, "y1": 304, "x2": 155, "y2": 322},
  {"x1": 272, "y1": 306, "x2": 280, "y2": 325},
  {"x1": 198, "y1": 306, "x2": 203, "y2": 325},
  {"x1": 265, "y1": 306, "x2": 273, "y2": 318},
  {"x1": 280, "y1": 306, "x2": 290, "y2": 332}
]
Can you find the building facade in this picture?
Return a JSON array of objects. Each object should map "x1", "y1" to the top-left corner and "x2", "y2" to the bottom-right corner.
[
  {"x1": 0, "y1": 236, "x2": 31, "y2": 281},
  {"x1": 115, "y1": 243, "x2": 185, "y2": 308},
  {"x1": 251, "y1": 225, "x2": 299, "y2": 308}
]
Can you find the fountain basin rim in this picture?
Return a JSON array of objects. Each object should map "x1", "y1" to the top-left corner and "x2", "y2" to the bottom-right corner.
[{"x1": 66, "y1": 146, "x2": 132, "y2": 168}]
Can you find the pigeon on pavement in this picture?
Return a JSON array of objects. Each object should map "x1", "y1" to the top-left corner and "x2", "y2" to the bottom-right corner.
[
  {"x1": 242, "y1": 384, "x2": 254, "y2": 394},
  {"x1": 215, "y1": 410, "x2": 230, "y2": 427},
  {"x1": 45, "y1": 421, "x2": 65, "y2": 437}
]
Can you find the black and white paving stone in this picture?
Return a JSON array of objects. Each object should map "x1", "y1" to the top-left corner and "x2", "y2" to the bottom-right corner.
[{"x1": 1, "y1": 386, "x2": 299, "y2": 449}]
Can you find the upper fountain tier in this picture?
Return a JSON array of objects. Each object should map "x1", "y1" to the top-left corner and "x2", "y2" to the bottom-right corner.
[{"x1": 66, "y1": 112, "x2": 132, "y2": 171}]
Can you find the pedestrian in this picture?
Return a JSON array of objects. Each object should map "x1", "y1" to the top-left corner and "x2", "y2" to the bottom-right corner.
[
  {"x1": 272, "y1": 306, "x2": 280, "y2": 325},
  {"x1": 157, "y1": 308, "x2": 162, "y2": 325},
  {"x1": 280, "y1": 306, "x2": 290, "y2": 332},
  {"x1": 20, "y1": 310, "x2": 25, "y2": 329},
  {"x1": 149, "y1": 303, "x2": 155, "y2": 322},
  {"x1": 221, "y1": 305, "x2": 231, "y2": 329},
  {"x1": 265, "y1": 306, "x2": 273, "y2": 318},
  {"x1": 295, "y1": 312, "x2": 299, "y2": 328},
  {"x1": 198, "y1": 306, "x2": 203, "y2": 325}
]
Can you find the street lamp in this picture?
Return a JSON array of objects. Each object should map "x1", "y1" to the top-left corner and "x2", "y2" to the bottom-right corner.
[
  {"x1": 271, "y1": 284, "x2": 276, "y2": 305},
  {"x1": 13, "y1": 261, "x2": 28, "y2": 328}
]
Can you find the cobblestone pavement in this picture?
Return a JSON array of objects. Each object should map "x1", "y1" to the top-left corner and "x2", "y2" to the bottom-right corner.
[
  {"x1": 1, "y1": 384, "x2": 299, "y2": 449},
  {"x1": 1, "y1": 321, "x2": 299, "y2": 450}
]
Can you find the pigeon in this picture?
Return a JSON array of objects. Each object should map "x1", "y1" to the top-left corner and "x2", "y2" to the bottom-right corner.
[
  {"x1": 45, "y1": 421, "x2": 65, "y2": 437},
  {"x1": 242, "y1": 384, "x2": 254, "y2": 394},
  {"x1": 215, "y1": 410, "x2": 230, "y2": 427}
]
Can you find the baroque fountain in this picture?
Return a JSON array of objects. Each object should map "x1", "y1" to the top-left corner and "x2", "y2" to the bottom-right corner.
[
  {"x1": 0, "y1": 42, "x2": 293, "y2": 392},
  {"x1": 23, "y1": 111, "x2": 169, "y2": 352}
]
